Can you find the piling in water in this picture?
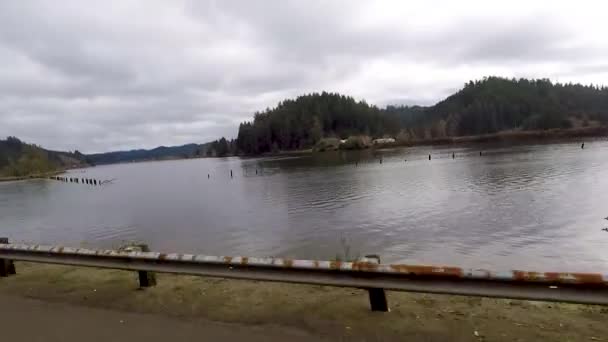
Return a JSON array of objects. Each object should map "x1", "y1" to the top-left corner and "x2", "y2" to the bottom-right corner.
[
  {"x1": 230, "y1": 170, "x2": 233, "y2": 178},
  {"x1": 207, "y1": 174, "x2": 210, "y2": 179},
  {"x1": 582, "y1": 143, "x2": 585, "y2": 149},
  {"x1": 429, "y1": 154, "x2": 431, "y2": 160},
  {"x1": 452, "y1": 152, "x2": 455, "y2": 159}
]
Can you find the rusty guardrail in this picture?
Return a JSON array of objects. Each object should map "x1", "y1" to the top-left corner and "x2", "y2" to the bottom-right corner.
[{"x1": 2, "y1": 240, "x2": 608, "y2": 311}]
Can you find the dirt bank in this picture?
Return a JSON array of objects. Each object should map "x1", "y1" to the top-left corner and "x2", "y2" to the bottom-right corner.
[{"x1": 1, "y1": 262, "x2": 607, "y2": 341}]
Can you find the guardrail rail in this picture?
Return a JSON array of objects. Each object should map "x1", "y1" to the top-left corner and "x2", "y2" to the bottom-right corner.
[{"x1": 1, "y1": 238, "x2": 608, "y2": 311}]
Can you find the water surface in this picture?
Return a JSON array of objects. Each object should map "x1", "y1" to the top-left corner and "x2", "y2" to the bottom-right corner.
[{"x1": 1, "y1": 141, "x2": 607, "y2": 272}]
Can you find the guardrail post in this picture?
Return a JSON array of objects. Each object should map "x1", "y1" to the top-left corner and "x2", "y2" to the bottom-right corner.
[
  {"x1": 0, "y1": 237, "x2": 16, "y2": 277},
  {"x1": 136, "y1": 244, "x2": 156, "y2": 288},
  {"x1": 364, "y1": 254, "x2": 389, "y2": 312}
]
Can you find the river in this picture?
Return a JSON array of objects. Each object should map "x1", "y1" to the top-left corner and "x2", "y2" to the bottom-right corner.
[{"x1": 1, "y1": 141, "x2": 607, "y2": 272}]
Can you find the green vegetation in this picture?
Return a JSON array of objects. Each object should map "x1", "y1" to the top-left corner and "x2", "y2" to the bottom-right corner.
[
  {"x1": 390, "y1": 77, "x2": 608, "y2": 139},
  {"x1": 237, "y1": 77, "x2": 608, "y2": 154},
  {"x1": 204, "y1": 137, "x2": 237, "y2": 157},
  {"x1": 237, "y1": 92, "x2": 394, "y2": 154},
  {"x1": 0, "y1": 137, "x2": 85, "y2": 178},
  {"x1": 313, "y1": 138, "x2": 340, "y2": 152}
]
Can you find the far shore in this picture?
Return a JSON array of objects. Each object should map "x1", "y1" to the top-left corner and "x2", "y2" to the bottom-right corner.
[
  {"x1": 9, "y1": 126, "x2": 603, "y2": 171},
  {"x1": 263, "y1": 125, "x2": 608, "y2": 157},
  {"x1": 0, "y1": 170, "x2": 65, "y2": 183},
  {"x1": 393, "y1": 125, "x2": 608, "y2": 147}
]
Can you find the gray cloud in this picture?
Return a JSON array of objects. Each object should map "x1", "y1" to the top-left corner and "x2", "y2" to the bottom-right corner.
[{"x1": 0, "y1": 0, "x2": 606, "y2": 152}]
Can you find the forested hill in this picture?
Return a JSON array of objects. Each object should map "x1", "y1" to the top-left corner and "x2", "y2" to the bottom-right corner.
[
  {"x1": 86, "y1": 143, "x2": 202, "y2": 165},
  {"x1": 0, "y1": 137, "x2": 86, "y2": 177},
  {"x1": 237, "y1": 92, "x2": 397, "y2": 154},
  {"x1": 85, "y1": 138, "x2": 238, "y2": 165},
  {"x1": 398, "y1": 77, "x2": 608, "y2": 137},
  {"x1": 236, "y1": 77, "x2": 608, "y2": 154}
]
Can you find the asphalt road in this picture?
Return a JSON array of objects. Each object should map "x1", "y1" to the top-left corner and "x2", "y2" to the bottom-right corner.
[{"x1": 0, "y1": 294, "x2": 326, "y2": 342}]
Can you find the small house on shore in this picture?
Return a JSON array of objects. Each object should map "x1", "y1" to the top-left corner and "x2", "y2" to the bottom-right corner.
[{"x1": 372, "y1": 138, "x2": 396, "y2": 145}]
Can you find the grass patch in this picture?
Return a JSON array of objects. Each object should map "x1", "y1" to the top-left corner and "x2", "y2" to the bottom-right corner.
[{"x1": 1, "y1": 262, "x2": 607, "y2": 341}]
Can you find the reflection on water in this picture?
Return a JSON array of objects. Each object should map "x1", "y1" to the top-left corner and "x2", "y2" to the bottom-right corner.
[{"x1": 1, "y1": 141, "x2": 608, "y2": 272}]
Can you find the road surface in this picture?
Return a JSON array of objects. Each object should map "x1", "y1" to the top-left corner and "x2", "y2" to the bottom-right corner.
[{"x1": 0, "y1": 294, "x2": 326, "y2": 342}]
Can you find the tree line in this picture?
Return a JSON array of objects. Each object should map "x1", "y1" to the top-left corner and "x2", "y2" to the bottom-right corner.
[
  {"x1": 235, "y1": 77, "x2": 608, "y2": 154},
  {"x1": 237, "y1": 92, "x2": 397, "y2": 154},
  {"x1": 0, "y1": 137, "x2": 86, "y2": 177}
]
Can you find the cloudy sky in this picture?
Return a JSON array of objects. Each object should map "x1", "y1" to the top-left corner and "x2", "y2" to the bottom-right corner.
[{"x1": 1, "y1": 1, "x2": 607, "y2": 153}]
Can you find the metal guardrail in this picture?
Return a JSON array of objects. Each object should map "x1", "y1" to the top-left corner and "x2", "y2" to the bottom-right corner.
[{"x1": 2, "y1": 240, "x2": 608, "y2": 311}]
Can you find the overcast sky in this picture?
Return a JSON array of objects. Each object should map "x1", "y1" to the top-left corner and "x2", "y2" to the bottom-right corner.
[{"x1": 1, "y1": 1, "x2": 607, "y2": 153}]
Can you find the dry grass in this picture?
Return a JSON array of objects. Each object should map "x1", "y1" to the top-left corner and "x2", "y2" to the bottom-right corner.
[{"x1": 1, "y1": 262, "x2": 607, "y2": 341}]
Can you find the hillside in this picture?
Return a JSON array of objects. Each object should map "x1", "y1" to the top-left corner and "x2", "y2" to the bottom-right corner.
[
  {"x1": 237, "y1": 92, "x2": 397, "y2": 154},
  {"x1": 389, "y1": 77, "x2": 608, "y2": 139},
  {"x1": 85, "y1": 138, "x2": 237, "y2": 165},
  {"x1": 0, "y1": 137, "x2": 86, "y2": 177},
  {"x1": 86, "y1": 143, "x2": 202, "y2": 165},
  {"x1": 236, "y1": 77, "x2": 608, "y2": 154}
]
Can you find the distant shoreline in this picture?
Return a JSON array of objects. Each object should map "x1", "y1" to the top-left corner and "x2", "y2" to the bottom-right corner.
[
  {"x1": 389, "y1": 126, "x2": 607, "y2": 148},
  {"x1": 265, "y1": 126, "x2": 608, "y2": 156},
  {"x1": 0, "y1": 170, "x2": 65, "y2": 183},
  {"x1": 41, "y1": 126, "x2": 607, "y2": 168}
]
